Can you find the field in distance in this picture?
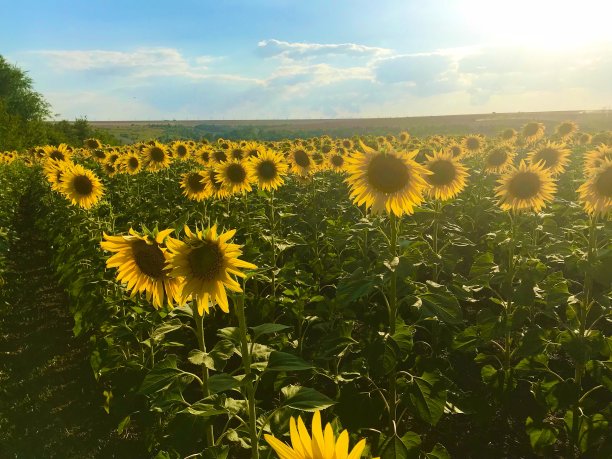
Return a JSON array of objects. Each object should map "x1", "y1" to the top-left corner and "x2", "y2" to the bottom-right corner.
[{"x1": 89, "y1": 109, "x2": 612, "y2": 143}]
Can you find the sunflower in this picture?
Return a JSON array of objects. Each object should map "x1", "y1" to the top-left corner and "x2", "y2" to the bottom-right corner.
[
  {"x1": 119, "y1": 151, "x2": 143, "y2": 175},
  {"x1": 91, "y1": 148, "x2": 108, "y2": 162},
  {"x1": 398, "y1": 131, "x2": 410, "y2": 144},
  {"x1": 172, "y1": 141, "x2": 191, "y2": 161},
  {"x1": 484, "y1": 144, "x2": 515, "y2": 173},
  {"x1": 60, "y1": 163, "x2": 104, "y2": 209},
  {"x1": 43, "y1": 144, "x2": 72, "y2": 162},
  {"x1": 495, "y1": 160, "x2": 556, "y2": 212},
  {"x1": 211, "y1": 149, "x2": 229, "y2": 164},
  {"x1": 345, "y1": 142, "x2": 430, "y2": 216},
  {"x1": 584, "y1": 145, "x2": 612, "y2": 173},
  {"x1": 578, "y1": 133, "x2": 592, "y2": 146},
  {"x1": 341, "y1": 138, "x2": 354, "y2": 150},
  {"x1": 556, "y1": 121, "x2": 578, "y2": 139},
  {"x1": 244, "y1": 141, "x2": 265, "y2": 159},
  {"x1": 527, "y1": 141, "x2": 571, "y2": 175},
  {"x1": 166, "y1": 225, "x2": 256, "y2": 314},
  {"x1": 327, "y1": 150, "x2": 347, "y2": 173},
  {"x1": 265, "y1": 410, "x2": 379, "y2": 459},
  {"x1": 101, "y1": 229, "x2": 183, "y2": 309},
  {"x1": 577, "y1": 159, "x2": 612, "y2": 216},
  {"x1": 43, "y1": 159, "x2": 71, "y2": 191},
  {"x1": 181, "y1": 171, "x2": 211, "y2": 201},
  {"x1": 424, "y1": 151, "x2": 469, "y2": 200},
  {"x1": 288, "y1": 147, "x2": 314, "y2": 177},
  {"x1": 247, "y1": 149, "x2": 288, "y2": 191},
  {"x1": 195, "y1": 147, "x2": 212, "y2": 166},
  {"x1": 500, "y1": 128, "x2": 518, "y2": 142},
  {"x1": 462, "y1": 135, "x2": 485, "y2": 156},
  {"x1": 103, "y1": 162, "x2": 118, "y2": 177},
  {"x1": 214, "y1": 159, "x2": 252, "y2": 194},
  {"x1": 142, "y1": 142, "x2": 172, "y2": 171},
  {"x1": 522, "y1": 122, "x2": 545, "y2": 143},
  {"x1": 229, "y1": 145, "x2": 245, "y2": 160},
  {"x1": 448, "y1": 143, "x2": 465, "y2": 159},
  {"x1": 203, "y1": 168, "x2": 231, "y2": 199},
  {"x1": 83, "y1": 138, "x2": 102, "y2": 149}
]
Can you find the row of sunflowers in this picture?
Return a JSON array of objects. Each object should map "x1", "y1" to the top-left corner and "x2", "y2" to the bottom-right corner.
[{"x1": 0, "y1": 122, "x2": 610, "y2": 458}]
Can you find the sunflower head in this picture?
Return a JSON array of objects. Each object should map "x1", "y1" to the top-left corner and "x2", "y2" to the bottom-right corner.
[
  {"x1": 143, "y1": 142, "x2": 172, "y2": 171},
  {"x1": 288, "y1": 147, "x2": 314, "y2": 177},
  {"x1": 578, "y1": 133, "x2": 592, "y2": 145},
  {"x1": 577, "y1": 159, "x2": 612, "y2": 216},
  {"x1": 448, "y1": 143, "x2": 465, "y2": 159},
  {"x1": 166, "y1": 225, "x2": 256, "y2": 315},
  {"x1": 181, "y1": 171, "x2": 211, "y2": 201},
  {"x1": 172, "y1": 141, "x2": 191, "y2": 160},
  {"x1": 214, "y1": 159, "x2": 253, "y2": 194},
  {"x1": 43, "y1": 144, "x2": 72, "y2": 162},
  {"x1": 265, "y1": 410, "x2": 379, "y2": 459},
  {"x1": 500, "y1": 128, "x2": 518, "y2": 142},
  {"x1": 120, "y1": 152, "x2": 142, "y2": 175},
  {"x1": 484, "y1": 144, "x2": 515, "y2": 173},
  {"x1": 527, "y1": 141, "x2": 571, "y2": 175},
  {"x1": 211, "y1": 149, "x2": 229, "y2": 164},
  {"x1": 247, "y1": 148, "x2": 288, "y2": 191},
  {"x1": 495, "y1": 160, "x2": 557, "y2": 213},
  {"x1": 425, "y1": 151, "x2": 469, "y2": 200},
  {"x1": 101, "y1": 228, "x2": 182, "y2": 309},
  {"x1": 345, "y1": 141, "x2": 431, "y2": 216},
  {"x1": 59, "y1": 163, "x2": 105, "y2": 209},
  {"x1": 522, "y1": 122, "x2": 546, "y2": 143},
  {"x1": 584, "y1": 145, "x2": 612, "y2": 173},
  {"x1": 556, "y1": 121, "x2": 578, "y2": 139},
  {"x1": 462, "y1": 135, "x2": 485, "y2": 156}
]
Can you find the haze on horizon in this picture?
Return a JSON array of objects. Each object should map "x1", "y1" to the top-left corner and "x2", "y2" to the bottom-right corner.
[{"x1": 2, "y1": 0, "x2": 611, "y2": 121}]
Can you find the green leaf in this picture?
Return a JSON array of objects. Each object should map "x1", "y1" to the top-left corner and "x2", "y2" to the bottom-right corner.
[
  {"x1": 408, "y1": 372, "x2": 447, "y2": 426},
  {"x1": 266, "y1": 351, "x2": 313, "y2": 372},
  {"x1": 381, "y1": 435, "x2": 410, "y2": 459},
  {"x1": 281, "y1": 386, "x2": 335, "y2": 411},
  {"x1": 208, "y1": 373, "x2": 241, "y2": 394},
  {"x1": 419, "y1": 292, "x2": 463, "y2": 325},
  {"x1": 250, "y1": 323, "x2": 292, "y2": 340},
  {"x1": 188, "y1": 349, "x2": 215, "y2": 370},
  {"x1": 182, "y1": 402, "x2": 227, "y2": 418},
  {"x1": 525, "y1": 417, "x2": 558, "y2": 454},
  {"x1": 426, "y1": 443, "x2": 450, "y2": 459},
  {"x1": 201, "y1": 445, "x2": 229, "y2": 459},
  {"x1": 151, "y1": 318, "x2": 183, "y2": 340},
  {"x1": 140, "y1": 355, "x2": 191, "y2": 394}
]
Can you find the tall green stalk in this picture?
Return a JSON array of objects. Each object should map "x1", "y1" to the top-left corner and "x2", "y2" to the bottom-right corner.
[
  {"x1": 388, "y1": 212, "x2": 399, "y2": 432},
  {"x1": 235, "y1": 292, "x2": 259, "y2": 459},
  {"x1": 194, "y1": 305, "x2": 215, "y2": 446},
  {"x1": 269, "y1": 190, "x2": 277, "y2": 299},
  {"x1": 504, "y1": 213, "x2": 517, "y2": 384}
]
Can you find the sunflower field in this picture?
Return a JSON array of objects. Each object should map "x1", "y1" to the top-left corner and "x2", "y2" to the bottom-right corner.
[{"x1": 0, "y1": 123, "x2": 610, "y2": 459}]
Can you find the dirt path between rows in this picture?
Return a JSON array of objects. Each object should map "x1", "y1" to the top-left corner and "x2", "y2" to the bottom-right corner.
[{"x1": 0, "y1": 189, "x2": 144, "y2": 458}]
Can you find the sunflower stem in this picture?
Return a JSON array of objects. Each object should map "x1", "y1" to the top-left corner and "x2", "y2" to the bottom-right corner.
[
  {"x1": 433, "y1": 200, "x2": 441, "y2": 282},
  {"x1": 269, "y1": 190, "x2": 277, "y2": 299},
  {"x1": 235, "y1": 292, "x2": 259, "y2": 459},
  {"x1": 388, "y1": 212, "x2": 399, "y2": 433},
  {"x1": 504, "y1": 212, "x2": 517, "y2": 385},
  {"x1": 194, "y1": 305, "x2": 215, "y2": 447},
  {"x1": 571, "y1": 215, "x2": 598, "y2": 457}
]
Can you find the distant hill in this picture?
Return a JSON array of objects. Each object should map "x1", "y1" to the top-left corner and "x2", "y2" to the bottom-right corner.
[{"x1": 89, "y1": 110, "x2": 612, "y2": 143}]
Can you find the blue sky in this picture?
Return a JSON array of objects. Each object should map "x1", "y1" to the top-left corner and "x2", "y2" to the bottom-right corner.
[{"x1": 2, "y1": 0, "x2": 611, "y2": 120}]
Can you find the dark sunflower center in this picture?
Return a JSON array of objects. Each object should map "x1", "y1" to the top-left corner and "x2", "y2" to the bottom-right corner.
[
  {"x1": 533, "y1": 148, "x2": 559, "y2": 167},
  {"x1": 294, "y1": 150, "x2": 310, "y2": 168},
  {"x1": 331, "y1": 155, "x2": 344, "y2": 167},
  {"x1": 188, "y1": 241, "x2": 223, "y2": 281},
  {"x1": 524, "y1": 123, "x2": 540, "y2": 137},
  {"x1": 231, "y1": 149, "x2": 244, "y2": 160},
  {"x1": 594, "y1": 168, "x2": 612, "y2": 197},
  {"x1": 150, "y1": 147, "x2": 165, "y2": 162},
  {"x1": 466, "y1": 138, "x2": 480, "y2": 151},
  {"x1": 85, "y1": 139, "x2": 101, "y2": 149},
  {"x1": 367, "y1": 154, "x2": 410, "y2": 194},
  {"x1": 128, "y1": 157, "x2": 139, "y2": 169},
  {"x1": 508, "y1": 171, "x2": 541, "y2": 199},
  {"x1": 213, "y1": 151, "x2": 227, "y2": 162},
  {"x1": 132, "y1": 240, "x2": 166, "y2": 278},
  {"x1": 109, "y1": 154, "x2": 119, "y2": 163},
  {"x1": 428, "y1": 160, "x2": 456, "y2": 186},
  {"x1": 488, "y1": 149, "x2": 508, "y2": 166},
  {"x1": 502, "y1": 129, "x2": 515, "y2": 140},
  {"x1": 451, "y1": 146, "x2": 462, "y2": 157},
  {"x1": 226, "y1": 164, "x2": 246, "y2": 183},
  {"x1": 257, "y1": 161, "x2": 277, "y2": 180},
  {"x1": 558, "y1": 124, "x2": 573, "y2": 135},
  {"x1": 208, "y1": 171, "x2": 222, "y2": 190},
  {"x1": 73, "y1": 175, "x2": 94, "y2": 195},
  {"x1": 187, "y1": 173, "x2": 205, "y2": 192},
  {"x1": 93, "y1": 150, "x2": 106, "y2": 159},
  {"x1": 200, "y1": 151, "x2": 210, "y2": 162},
  {"x1": 342, "y1": 140, "x2": 352, "y2": 148},
  {"x1": 105, "y1": 164, "x2": 115, "y2": 174},
  {"x1": 49, "y1": 150, "x2": 65, "y2": 161},
  {"x1": 312, "y1": 153, "x2": 324, "y2": 165},
  {"x1": 322, "y1": 145, "x2": 332, "y2": 154},
  {"x1": 176, "y1": 145, "x2": 188, "y2": 157},
  {"x1": 247, "y1": 149, "x2": 259, "y2": 158}
]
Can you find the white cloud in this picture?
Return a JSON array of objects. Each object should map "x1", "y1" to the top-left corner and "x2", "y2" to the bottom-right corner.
[{"x1": 257, "y1": 39, "x2": 392, "y2": 60}]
